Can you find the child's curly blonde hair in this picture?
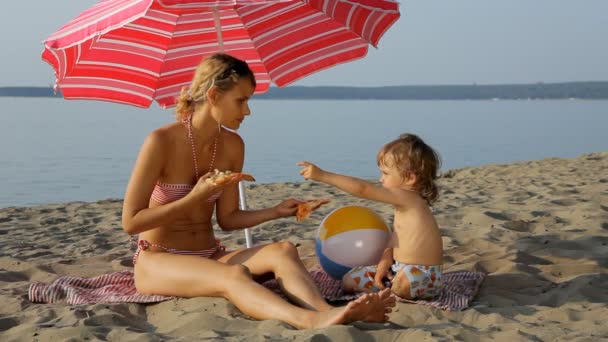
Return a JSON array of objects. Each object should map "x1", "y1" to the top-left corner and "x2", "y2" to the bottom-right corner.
[{"x1": 377, "y1": 133, "x2": 441, "y2": 204}]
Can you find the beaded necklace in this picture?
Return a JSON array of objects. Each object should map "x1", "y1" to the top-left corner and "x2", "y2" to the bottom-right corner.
[{"x1": 184, "y1": 114, "x2": 218, "y2": 179}]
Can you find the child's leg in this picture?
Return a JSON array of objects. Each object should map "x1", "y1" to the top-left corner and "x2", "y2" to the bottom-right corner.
[
  {"x1": 342, "y1": 266, "x2": 380, "y2": 293},
  {"x1": 390, "y1": 267, "x2": 413, "y2": 299},
  {"x1": 391, "y1": 264, "x2": 443, "y2": 300}
]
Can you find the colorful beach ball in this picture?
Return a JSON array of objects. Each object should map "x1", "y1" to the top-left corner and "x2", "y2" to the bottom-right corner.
[{"x1": 315, "y1": 205, "x2": 391, "y2": 280}]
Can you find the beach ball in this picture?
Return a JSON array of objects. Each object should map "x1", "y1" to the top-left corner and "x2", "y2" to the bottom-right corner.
[{"x1": 316, "y1": 206, "x2": 391, "y2": 280}]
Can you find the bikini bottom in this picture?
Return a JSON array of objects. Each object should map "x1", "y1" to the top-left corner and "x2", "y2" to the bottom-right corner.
[{"x1": 132, "y1": 239, "x2": 225, "y2": 265}]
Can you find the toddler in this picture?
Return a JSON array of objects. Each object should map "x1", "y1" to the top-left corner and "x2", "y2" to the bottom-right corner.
[{"x1": 298, "y1": 133, "x2": 443, "y2": 300}]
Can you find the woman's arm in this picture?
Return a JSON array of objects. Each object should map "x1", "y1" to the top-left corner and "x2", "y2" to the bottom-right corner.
[
  {"x1": 214, "y1": 133, "x2": 300, "y2": 230},
  {"x1": 121, "y1": 130, "x2": 192, "y2": 235},
  {"x1": 217, "y1": 191, "x2": 300, "y2": 231},
  {"x1": 217, "y1": 198, "x2": 291, "y2": 231}
]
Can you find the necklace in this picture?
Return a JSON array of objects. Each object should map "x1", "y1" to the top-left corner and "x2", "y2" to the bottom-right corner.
[{"x1": 185, "y1": 115, "x2": 218, "y2": 179}]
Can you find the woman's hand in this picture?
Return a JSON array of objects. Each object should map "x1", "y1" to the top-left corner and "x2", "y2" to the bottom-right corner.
[
  {"x1": 273, "y1": 198, "x2": 303, "y2": 218},
  {"x1": 297, "y1": 161, "x2": 324, "y2": 181},
  {"x1": 190, "y1": 172, "x2": 239, "y2": 202}
]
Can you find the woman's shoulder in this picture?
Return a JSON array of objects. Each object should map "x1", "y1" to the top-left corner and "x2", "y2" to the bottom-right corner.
[
  {"x1": 142, "y1": 122, "x2": 183, "y2": 151},
  {"x1": 219, "y1": 129, "x2": 245, "y2": 167},
  {"x1": 148, "y1": 122, "x2": 183, "y2": 141},
  {"x1": 221, "y1": 128, "x2": 244, "y2": 148}
]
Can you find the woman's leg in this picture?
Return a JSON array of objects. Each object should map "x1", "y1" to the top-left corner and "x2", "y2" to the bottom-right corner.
[
  {"x1": 134, "y1": 250, "x2": 391, "y2": 329},
  {"x1": 215, "y1": 241, "x2": 332, "y2": 311}
]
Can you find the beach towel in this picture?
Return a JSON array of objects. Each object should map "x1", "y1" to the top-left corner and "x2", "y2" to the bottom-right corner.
[
  {"x1": 29, "y1": 267, "x2": 485, "y2": 311},
  {"x1": 264, "y1": 267, "x2": 486, "y2": 311}
]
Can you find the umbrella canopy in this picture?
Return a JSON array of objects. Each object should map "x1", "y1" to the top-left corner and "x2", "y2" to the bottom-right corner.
[{"x1": 43, "y1": 0, "x2": 400, "y2": 108}]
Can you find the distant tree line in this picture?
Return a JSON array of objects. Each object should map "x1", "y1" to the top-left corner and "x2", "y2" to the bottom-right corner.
[
  {"x1": 2, "y1": 82, "x2": 608, "y2": 100},
  {"x1": 0, "y1": 87, "x2": 61, "y2": 97}
]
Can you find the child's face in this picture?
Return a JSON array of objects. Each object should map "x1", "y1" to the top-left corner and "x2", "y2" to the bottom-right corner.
[{"x1": 378, "y1": 160, "x2": 406, "y2": 189}]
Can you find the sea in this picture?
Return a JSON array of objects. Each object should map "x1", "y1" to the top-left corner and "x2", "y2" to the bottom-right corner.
[{"x1": 1, "y1": 97, "x2": 607, "y2": 208}]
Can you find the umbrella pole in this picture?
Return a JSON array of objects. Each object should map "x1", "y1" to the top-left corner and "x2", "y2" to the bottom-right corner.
[
  {"x1": 239, "y1": 182, "x2": 253, "y2": 248},
  {"x1": 213, "y1": 6, "x2": 224, "y2": 52},
  {"x1": 215, "y1": 6, "x2": 249, "y2": 246}
]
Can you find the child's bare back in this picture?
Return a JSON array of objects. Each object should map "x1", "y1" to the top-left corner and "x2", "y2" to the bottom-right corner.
[{"x1": 390, "y1": 192, "x2": 443, "y2": 266}]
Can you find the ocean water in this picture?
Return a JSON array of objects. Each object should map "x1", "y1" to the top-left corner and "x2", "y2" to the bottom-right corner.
[{"x1": 1, "y1": 97, "x2": 607, "y2": 208}]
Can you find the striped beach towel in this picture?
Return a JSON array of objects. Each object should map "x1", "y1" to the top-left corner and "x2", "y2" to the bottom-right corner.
[
  {"x1": 29, "y1": 267, "x2": 484, "y2": 311},
  {"x1": 29, "y1": 270, "x2": 169, "y2": 305},
  {"x1": 265, "y1": 267, "x2": 486, "y2": 311}
]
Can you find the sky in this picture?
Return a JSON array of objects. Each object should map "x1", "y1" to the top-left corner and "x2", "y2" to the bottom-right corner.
[{"x1": 1, "y1": 0, "x2": 607, "y2": 87}]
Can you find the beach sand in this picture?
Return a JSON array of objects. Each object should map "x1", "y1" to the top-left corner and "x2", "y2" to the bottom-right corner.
[{"x1": 1, "y1": 152, "x2": 607, "y2": 341}]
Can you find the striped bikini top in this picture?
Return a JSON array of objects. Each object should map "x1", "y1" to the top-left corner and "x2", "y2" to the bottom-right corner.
[{"x1": 150, "y1": 115, "x2": 222, "y2": 205}]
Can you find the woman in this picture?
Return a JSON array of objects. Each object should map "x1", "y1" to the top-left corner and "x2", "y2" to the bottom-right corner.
[{"x1": 121, "y1": 53, "x2": 394, "y2": 329}]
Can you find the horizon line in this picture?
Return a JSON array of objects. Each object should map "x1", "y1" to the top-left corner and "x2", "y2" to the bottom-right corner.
[{"x1": 2, "y1": 80, "x2": 608, "y2": 89}]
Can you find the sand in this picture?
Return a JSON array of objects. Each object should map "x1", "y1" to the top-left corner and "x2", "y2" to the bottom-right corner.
[{"x1": 1, "y1": 152, "x2": 607, "y2": 341}]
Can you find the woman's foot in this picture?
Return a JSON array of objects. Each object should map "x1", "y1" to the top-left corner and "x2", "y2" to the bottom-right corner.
[
  {"x1": 305, "y1": 291, "x2": 391, "y2": 329},
  {"x1": 364, "y1": 288, "x2": 395, "y2": 322}
]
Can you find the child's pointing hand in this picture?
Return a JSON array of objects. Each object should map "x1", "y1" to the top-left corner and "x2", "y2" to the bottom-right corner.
[{"x1": 297, "y1": 161, "x2": 323, "y2": 181}]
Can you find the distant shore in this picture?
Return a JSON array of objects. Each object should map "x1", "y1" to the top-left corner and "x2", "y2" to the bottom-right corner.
[{"x1": 2, "y1": 81, "x2": 608, "y2": 100}]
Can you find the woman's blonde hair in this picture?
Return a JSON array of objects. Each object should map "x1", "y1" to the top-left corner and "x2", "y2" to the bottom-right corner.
[
  {"x1": 175, "y1": 53, "x2": 256, "y2": 121},
  {"x1": 377, "y1": 133, "x2": 441, "y2": 204}
]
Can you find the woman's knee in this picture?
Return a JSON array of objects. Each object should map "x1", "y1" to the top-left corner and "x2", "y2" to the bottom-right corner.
[
  {"x1": 221, "y1": 264, "x2": 256, "y2": 297},
  {"x1": 269, "y1": 241, "x2": 300, "y2": 259},
  {"x1": 226, "y1": 264, "x2": 253, "y2": 282}
]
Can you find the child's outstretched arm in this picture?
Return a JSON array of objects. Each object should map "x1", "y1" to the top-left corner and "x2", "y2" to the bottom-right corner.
[
  {"x1": 298, "y1": 160, "x2": 367, "y2": 194},
  {"x1": 297, "y1": 161, "x2": 414, "y2": 206}
]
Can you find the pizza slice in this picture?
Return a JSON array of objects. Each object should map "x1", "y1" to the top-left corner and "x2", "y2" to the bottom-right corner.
[
  {"x1": 208, "y1": 170, "x2": 256, "y2": 185},
  {"x1": 296, "y1": 199, "x2": 331, "y2": 222}
]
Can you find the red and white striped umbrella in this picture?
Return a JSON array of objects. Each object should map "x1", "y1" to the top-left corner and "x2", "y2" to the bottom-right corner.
[{"x1": 43, "y1": 0, "x2": 400, "y2": 108}]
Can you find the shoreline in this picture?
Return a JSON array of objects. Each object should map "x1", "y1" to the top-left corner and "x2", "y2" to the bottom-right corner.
[
  {"x1": 1, "y1": 152, "x2": 607, "y2": 340},
  {"x1": 2, "y1": 151, "x2": 606, "y2": 210}
]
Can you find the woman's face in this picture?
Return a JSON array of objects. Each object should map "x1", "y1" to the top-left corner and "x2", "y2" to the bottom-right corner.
[{"x1": 213, "y1": 78, "x2": 255, "y2": 130}]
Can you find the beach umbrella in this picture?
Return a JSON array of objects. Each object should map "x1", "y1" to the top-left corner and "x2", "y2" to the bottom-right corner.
[
  {"x1": 43, "y1": 0, "x2": 401, "y2": 108},
  {"x1": 43, "y1": 0, "x2": 400, "y2": 248}
]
